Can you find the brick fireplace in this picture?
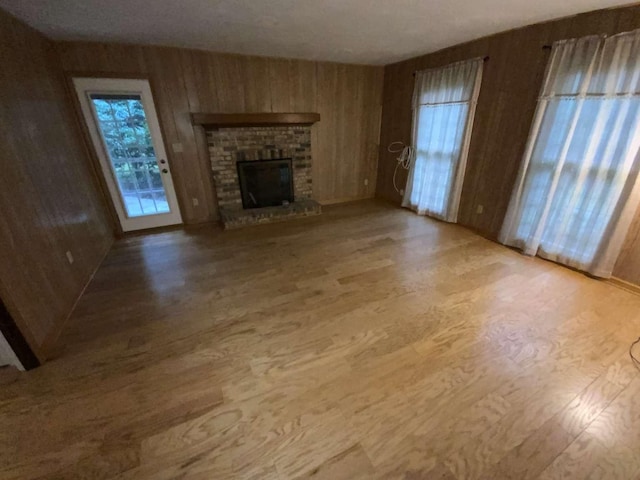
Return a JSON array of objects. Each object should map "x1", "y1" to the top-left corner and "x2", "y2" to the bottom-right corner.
[{"x1": 193, "y1": 114, "x2": 321, "y2": 229}]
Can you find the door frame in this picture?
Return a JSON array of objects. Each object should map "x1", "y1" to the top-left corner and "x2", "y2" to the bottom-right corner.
[
  {"x1": 72, "y1": 76, "x2": 183, "y2": 232},
  {"x1": 0, "y1": 295, "x2": 39, "y2": 370}
]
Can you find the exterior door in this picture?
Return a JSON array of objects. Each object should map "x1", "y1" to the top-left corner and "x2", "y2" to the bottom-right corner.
[{"x1": 73, "y1": 78, "x2": 182, "y2": 231}]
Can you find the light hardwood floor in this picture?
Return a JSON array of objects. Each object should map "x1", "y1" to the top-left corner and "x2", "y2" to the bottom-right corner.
[{"x1": 2, "y1": 200, "x2": 640, "y2": 479}]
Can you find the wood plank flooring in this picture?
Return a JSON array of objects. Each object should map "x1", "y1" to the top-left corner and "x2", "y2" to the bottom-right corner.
[{"x1": 1, "y1": 200, "x2": 640, "y2": 479}]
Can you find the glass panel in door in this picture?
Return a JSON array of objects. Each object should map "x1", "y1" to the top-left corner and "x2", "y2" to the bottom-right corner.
[{"x1": 89, "y1": 94, "x2": 169, "y2": 217}]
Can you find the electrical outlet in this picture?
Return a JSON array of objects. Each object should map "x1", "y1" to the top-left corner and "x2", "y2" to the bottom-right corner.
[
  {"x1": 172, "y1": 142, "x2": 184, "y2": 153},
  {"x1": 66, "y1": 250, "x2": 74, "y2": 265},
  {"x1": 192, "y1": 197, "x2": 199, "y2": 207},
  {"x1": 364, "y1": 178, "x2": 369, "y2": 186},
  {"x1": 476, "y1": 204, "x2": 484, "y2": 214}
]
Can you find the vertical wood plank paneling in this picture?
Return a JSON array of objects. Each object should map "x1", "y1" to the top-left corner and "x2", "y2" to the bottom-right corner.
[
  {"x1": 376, "y1": 4, "x2": 640, "y2": 285},
  {"x1": 180, "y1": 49, "x2": 205, "y2": 113},
  {"x1": 337, "y1": 64, "x2": 351, "y2": 198},
  {"x1": 268, "y1": 58, "x2": 292, "y2": 111},
  {"x1": 212, "y1": 54, "x2": 247, "y2": 113},
  {"x1": 56, "y1": 42, "x2": 383, "y2": 222},
  {"x1": 180, "y1": 49, "x2": 219, "y2": 216},
  {"x1": 0, "y1": 10, "x2": 113, "y2": 358},
  {"x1": 347, "y1": 65, "x2": 361, "y2": 197},
  {"x1": 63, "y1": 42, "x2": 148, "y2": 75},
  {"x1": 376, "y1": 58, "x2": 415, "y2": 203},
  {"x1": 351, "y1": 66, "x2": 366, "y2": 198},
  {"x1": 289, "y1": 60, "x2": 317, "y2": 112},
  {"x1": 241, "y1": 55, "x2": 271, "y2": 112},
  {"x1": 156, "y1": 47, "x2": 211, "y2": 223},
  {"x1": 315, "y1": 62, "x2": 338, "y2": 201},
  {"x1": 615, "y1": 205, "x2": 640, "y2": 283},
  {"x1": 364, "y1": 66, "x2": 384, "y2": 198}
]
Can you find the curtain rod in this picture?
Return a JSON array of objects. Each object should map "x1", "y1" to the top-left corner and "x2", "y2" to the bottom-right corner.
[
  {"x1": 412, "y1": 56, "x2": 489, "y2": 76},
  {"x1": 410, "y1": 45, "x2": 551, "y2": 77}
]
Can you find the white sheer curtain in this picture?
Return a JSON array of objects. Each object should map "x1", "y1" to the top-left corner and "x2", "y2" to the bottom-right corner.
[
  {"x1": 402, "y1": 58, "x2": 483, "y2": 222},
  {"x1": 500, "y1": 30, "x2": 640, "y2": 278}
]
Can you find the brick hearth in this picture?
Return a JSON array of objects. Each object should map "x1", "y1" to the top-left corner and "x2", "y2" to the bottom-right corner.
[{"x1": 206, "y1": 125, "x2": 321, "y2": 228}]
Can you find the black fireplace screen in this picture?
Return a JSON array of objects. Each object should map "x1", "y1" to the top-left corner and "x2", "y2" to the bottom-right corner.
[{"x1": 236, "y1": 158, "x2": 294, "y2": 209}]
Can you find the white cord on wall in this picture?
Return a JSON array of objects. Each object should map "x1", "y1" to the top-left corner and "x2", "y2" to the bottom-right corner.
[{"x1": 388, "y1": 141, "x2": 413, "y2": 195}]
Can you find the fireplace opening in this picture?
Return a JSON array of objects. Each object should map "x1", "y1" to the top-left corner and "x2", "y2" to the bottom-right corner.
[{"x1": 236, "y1": 158, "x2": 294, "y2": 209}]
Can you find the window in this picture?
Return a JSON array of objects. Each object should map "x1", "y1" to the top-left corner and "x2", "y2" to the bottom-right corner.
[
  {"x1": 500, "y1": 31, "x2": 640, "y2": 277},
  {"x1": 402, "y1": 58, "x2": 483, "y2": 222}
]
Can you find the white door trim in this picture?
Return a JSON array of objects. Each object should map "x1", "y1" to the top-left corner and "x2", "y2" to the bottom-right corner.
[
  {"x1": 73, "y1": 78, "x2": 183, "y2": 232},
  {"x1": 0, "y1": 331, "x2": 23, "y2": 371}
]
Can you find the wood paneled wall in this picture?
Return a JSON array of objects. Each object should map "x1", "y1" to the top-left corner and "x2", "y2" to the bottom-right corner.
[
  {"x1": 0, "y1": 10, "x2": 113, "y2": 359},
  {"x1": 55, "y1": 42, "x2": 384, "y2": 223},
  {"x1": 376, "y1": 4, "x2": 640, "y2": 285}
]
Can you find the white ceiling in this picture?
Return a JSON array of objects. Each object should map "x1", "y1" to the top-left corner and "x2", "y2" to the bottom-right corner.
[{"x1": 0, "y1": 0, "x2": 631, "y2": 65}]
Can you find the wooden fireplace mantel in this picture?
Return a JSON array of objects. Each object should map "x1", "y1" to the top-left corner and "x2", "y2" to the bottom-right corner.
[{"x1": 191, "y1": 112, "x2": 321, "y2": 128}]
